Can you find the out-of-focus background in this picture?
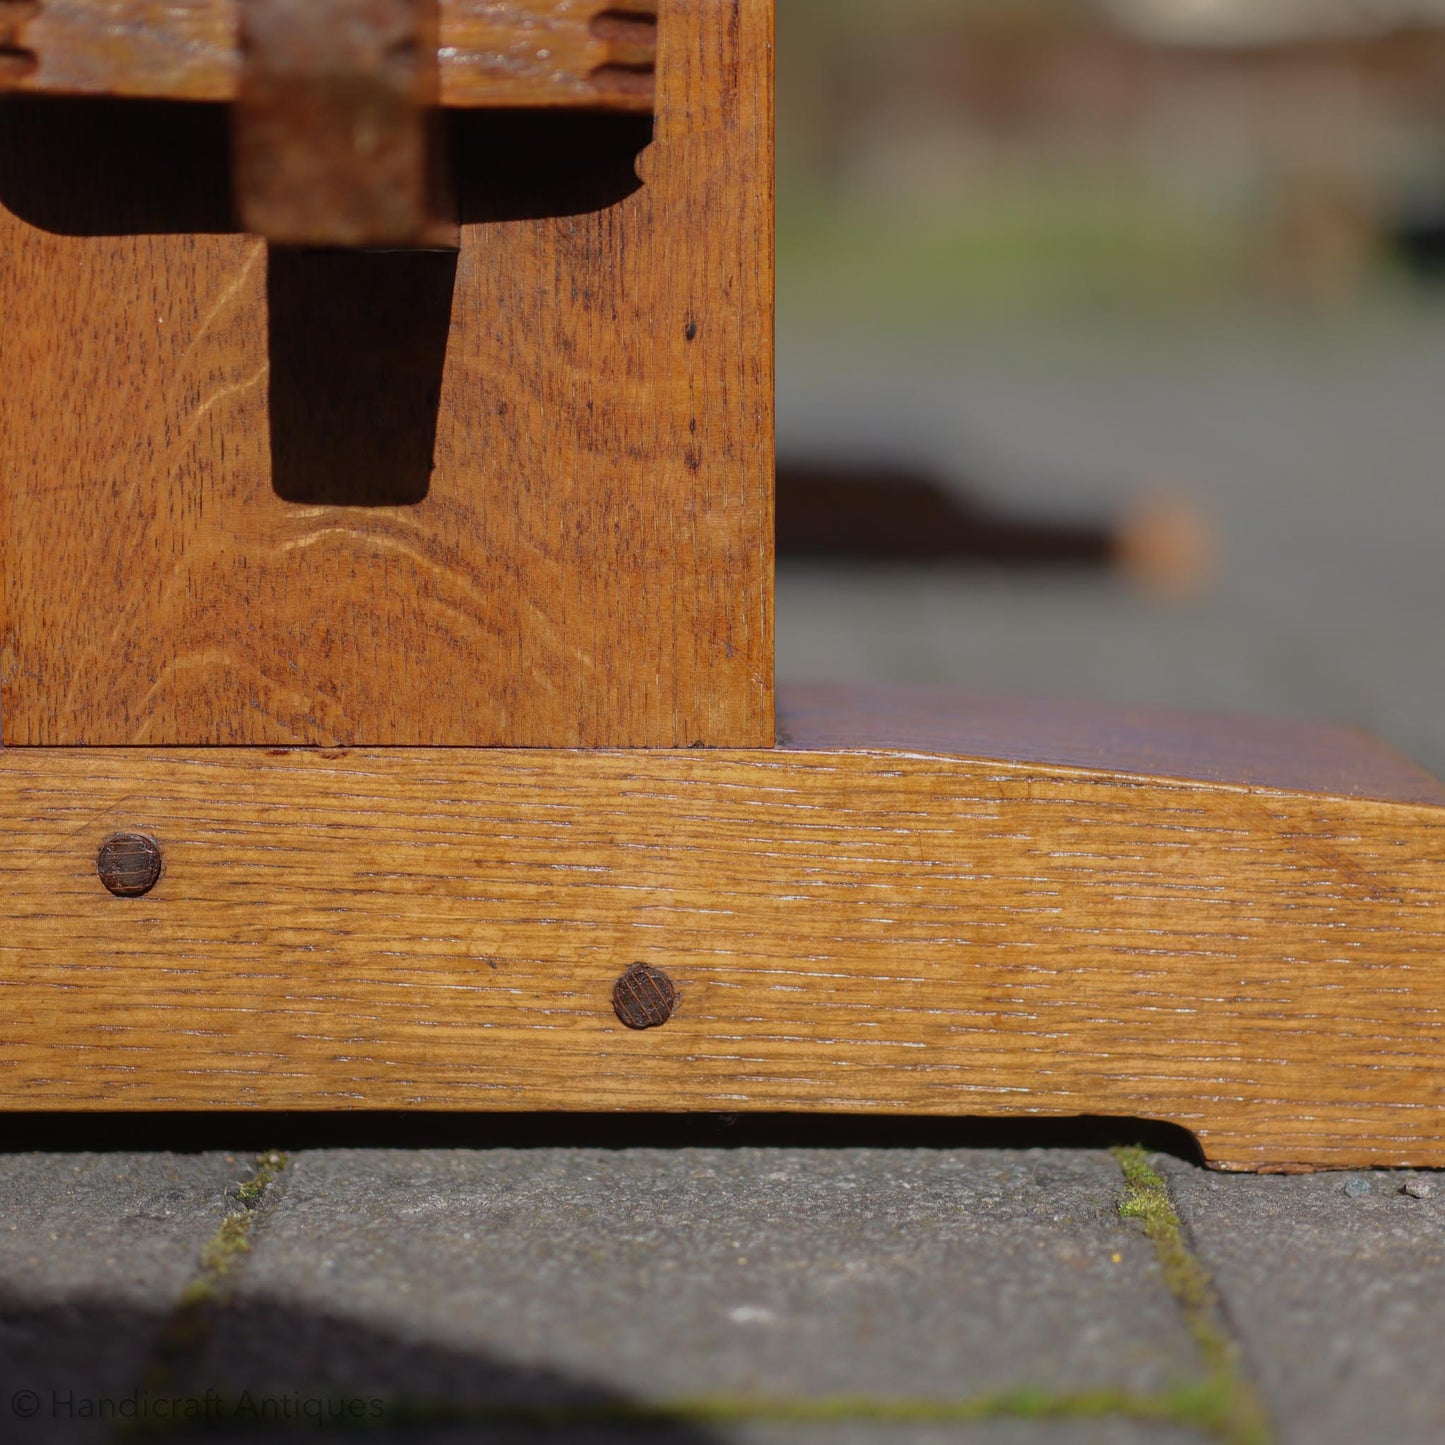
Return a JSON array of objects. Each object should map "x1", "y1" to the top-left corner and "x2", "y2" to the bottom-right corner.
[{"x1": 774, "y1": 0, "x2": 1445, "y2": 776}]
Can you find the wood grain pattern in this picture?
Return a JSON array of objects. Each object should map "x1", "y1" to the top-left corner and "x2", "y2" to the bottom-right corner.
[
  {"x1": 0, "y1": 0, "x2": 773, "y2": 746},
  {"x1": 0, "y1": 687, "x2": 1441, "y2": 1172},
  {"x1": 0, "y1": 0, "x2": 658, "y2": 112}
]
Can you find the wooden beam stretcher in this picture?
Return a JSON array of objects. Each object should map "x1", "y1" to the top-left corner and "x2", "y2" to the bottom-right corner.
[{"x1": 0, "y1": 0, "x2": 658, "y2": 112}]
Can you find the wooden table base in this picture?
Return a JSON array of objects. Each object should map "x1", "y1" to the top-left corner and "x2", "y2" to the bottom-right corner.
[{"x1": 2, "y1": 685, "x2": 1442, "y2": 1173}]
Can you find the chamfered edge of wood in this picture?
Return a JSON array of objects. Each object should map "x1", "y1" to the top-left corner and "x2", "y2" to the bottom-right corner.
[
  {"x1": 0, "y1": 0, "x2": 658, "y2": 112},
  {"x1": 0, "y1": 690, "x2": 1442, "y2": 1172},
  {"x1": 777, "y1": 682, "x2": 1445, "y2": 807}
]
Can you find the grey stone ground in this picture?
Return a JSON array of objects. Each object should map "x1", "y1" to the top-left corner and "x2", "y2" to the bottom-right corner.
[
  {"x1": 199, "y1": 1149, "x2": 1189, "y2": 1402},
  {"x1": 1159, "y1": 1160, "x2": 1445, "y2": 1443},
  {"x1": 3, "y1": 313, "x2": 1444, "y2": 1443},
  {"x1": 0, "y1": 1153, "x2": 246, "y2": 1444}
]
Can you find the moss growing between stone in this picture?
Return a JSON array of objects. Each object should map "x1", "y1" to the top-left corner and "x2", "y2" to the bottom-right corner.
[
  {"x1": 1115, "y1": 1145, "x2": 1274, "y2": 1445},
  {"x1": 118, "y1": 1146, "x2": 1276, "y2": 1444},
  {"x1": 234, "y1": 1150, "x2": 288, "y2": 1211},
  {"x1": 122, "y1": 1151, "x2": 291, "y2": 1441},
  {"x1": 183, "y1": 1150, "x2": 289, "y2": 1302}
]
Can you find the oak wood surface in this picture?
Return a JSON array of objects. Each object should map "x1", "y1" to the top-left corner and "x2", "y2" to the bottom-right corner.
[
  {"x1": 0, "y1": 687, "x2": 1441, "y2": 1172},
  {"x1": 779, "y1": 684, "x2": 1445, "y2": 807},
  {"x1": 0, "y1": 0, "x2": 774, "y2": 747},
  {"x1": 0, "y1": 0, "x2": 658, "y2": 112}
]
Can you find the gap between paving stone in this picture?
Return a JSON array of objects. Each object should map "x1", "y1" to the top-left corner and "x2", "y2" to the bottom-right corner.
[
  {"x1": 1112, "y1": 1148, "x2": 1274, "y2": 1445},
  {"x1": 1153, "y1": 1155, "x2": 1445, "y2": 1445},
  {"x1": 122, "y1": 1144, "x2": 1276, "y2": 1444},
  {"x1": 116, "y1": 1151, "x2": 290, "y2": 1444}
]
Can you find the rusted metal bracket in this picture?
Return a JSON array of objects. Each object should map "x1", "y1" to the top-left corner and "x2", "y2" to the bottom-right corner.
[{"x1": 233, "y1": 0, "x2": 457, "y2": 248}]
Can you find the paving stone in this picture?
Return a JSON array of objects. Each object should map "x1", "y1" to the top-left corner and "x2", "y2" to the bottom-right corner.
[
  {"x1": 715, "y1": 1426, "x2": 1203, "y2": 1445},
  {"x1": 189, "y1": 1148, "x2": 1199, "y2": 1415},
  {"x1": 1158, "y1": 1157, "x2": 1445, "y2": 1445},
  {"x1": 168, "y1": 1419, "x2": 1205, "y2": 1445},
  {"x1": 286, "y1": 1422, "x2": 1206, "y2": 1445},
  {"x1": 0, "y1": 1152, "x2": 241, "y2": 1443}
]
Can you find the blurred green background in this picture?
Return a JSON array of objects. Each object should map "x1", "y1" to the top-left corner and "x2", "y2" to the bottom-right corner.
[
  {"x1": 771, "y1": 1, "x2": 1445, "y2": 774},
  {"x1": 776, "y1": 0, "x2": 1445, "y2": 324}
]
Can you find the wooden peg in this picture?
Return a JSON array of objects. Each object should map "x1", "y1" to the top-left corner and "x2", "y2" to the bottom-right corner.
[{"x1": 233, "y1": 0, "x2": 457, "y2": 248}]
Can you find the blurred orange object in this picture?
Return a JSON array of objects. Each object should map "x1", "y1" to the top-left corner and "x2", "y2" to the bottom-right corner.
[{"x1": 1114, "y1": 488, "x2": 1220, "y2": 602}]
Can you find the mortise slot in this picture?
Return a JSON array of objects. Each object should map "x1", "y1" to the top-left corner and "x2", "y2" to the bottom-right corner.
[
  {"x1": 267, "y1": 247, "x2": 457, "y2": 507},
  {"x1": 589, "y1": 5, "x2": 656, "y2": 102}
]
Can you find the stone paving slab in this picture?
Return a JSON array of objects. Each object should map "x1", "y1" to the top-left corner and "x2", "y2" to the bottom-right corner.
[
  {"x1": 0, "y1": 1151, "x2": 241, "y2": 1444},
  {"x1": 228, "y1": 1422, "x2": 1206, "y2": 1445},
  {"x1": 701, "y1": 1426, "x2": 1203, "y2": 1445},
  {"x1": 5, "y1": 1143, "x2": 1443, "y2": 1444},
  {"x1": 190, "y1": 1148, "x2": 1198, "y2": 1413},
  {"x1": 690, "y1": 1427, "x2": 1203, "y2": 1445},
  {"x1": 168, "y1": 1419, "x2": 1204, "y2": 1445},
  {"x1": 1158, "y1": 1157, "x2": 1445, "y2": 1445}
]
